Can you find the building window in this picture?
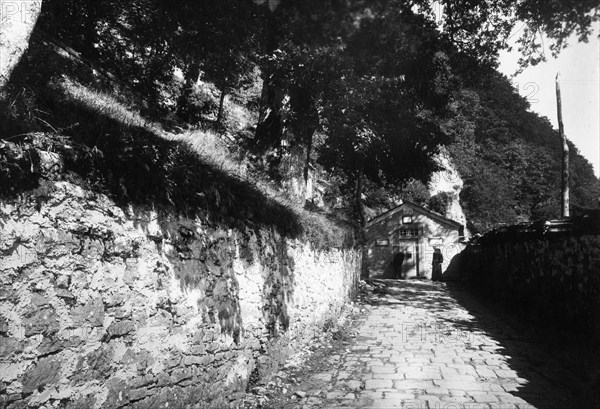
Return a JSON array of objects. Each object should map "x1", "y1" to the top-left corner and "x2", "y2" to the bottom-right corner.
[
  {"x1": 429, "y1": 237, "x2": 442, "y2": 247},
  {"x1": 376, "y1": 239, "x2": 389, "y2": 246},
  {"x1": 402, "y1": 215, "x2": 412, "y2": 224},
  {"x1": 399, "y1": 228, "x2": 420, "y2": 237}
]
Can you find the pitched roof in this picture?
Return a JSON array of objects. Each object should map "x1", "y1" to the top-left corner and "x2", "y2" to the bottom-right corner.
[{"x1": 366, "y1": 200, "x2": 463, "y2": 229}]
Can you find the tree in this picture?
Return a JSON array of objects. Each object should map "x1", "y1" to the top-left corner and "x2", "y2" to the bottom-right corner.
[
  {"x1": 32, "y1": 0, "x2": 600, "y2": 236},
  {"x1": 169, "y1": 0, "x2": 262, "y2": 124},
  {"x1": 40, "y1": 0, "x2": 263, "y2": 118},
  {"x1": 445, "y1": 63, "x2": 600, "y2": 231},
  {"x1": 40, "y1": 0, "x2": 181, "y2": 104},
  {"x1": 514, "y1": 0, "x2": 600, "y2": 66},
  {"x1": 415, "y1": 0, "x2": 600, "y2": 68},
  {"x1": 0, "y1": 0, "x2": 43, "y2": 89},
  {"x1": 312, "y1": 7, "x2": 456, "y2": 275}
]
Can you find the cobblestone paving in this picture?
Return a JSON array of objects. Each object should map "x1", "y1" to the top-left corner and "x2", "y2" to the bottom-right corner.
[{"x1": 291, "y1": 279, "x2": 588, "y2": 409}]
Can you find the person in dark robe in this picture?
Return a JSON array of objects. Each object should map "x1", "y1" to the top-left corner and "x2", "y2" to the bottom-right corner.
[
  {"x1": 392, "y1": 252, "x2": 405, "y2": 279},
  {"x1": 432, "y1": 248, "x2": 444, "y2": 281}
]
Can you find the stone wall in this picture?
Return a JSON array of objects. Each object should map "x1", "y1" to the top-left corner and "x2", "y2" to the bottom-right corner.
[
  {"x1": 459, "y1": 234, "x2": 600, "y2": 349},
  {"x1": 0, "y1": 180, "x2": 360, "y2": 408}
]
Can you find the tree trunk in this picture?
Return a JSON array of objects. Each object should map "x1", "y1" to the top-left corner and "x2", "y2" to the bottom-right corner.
[
  {"x1": 444, "y1": 1, "x2": 454, "y2": 43},
  {"x1": 355, "y1": 168, "x2": 369, "y2": 279},
  {"x1": 303, "y1": 129, "x2": 314, "y2": 184},
  {"x1": 176, "y1": 63, "x2": 200, "y2": 123},
  {"x1": 356, "y1": 168, "x2": 366, "y2": 231},
  {"x1": 83, "y1": 3, "x2": 100, "y2": 58},
  {"x1": 216, "y1": 87, "x2": 226, "y2": 126},
  {"x1": 555, "y1": 73, "x2": 569, "y2": 218},
  {"x1": 254, "y1": 10, "x2": 283, "y2": 151},
  {"x1": 0, "y1": 0, "x2": 43, "y2": 89}
]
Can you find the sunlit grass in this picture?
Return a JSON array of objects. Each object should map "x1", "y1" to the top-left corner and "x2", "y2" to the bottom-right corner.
[
  {"x1": 59, "y1": 77, "x2": 163, "y2": 133},
  {"x1": 55, "y1": 77, "x2": 352, "y2": 248}
]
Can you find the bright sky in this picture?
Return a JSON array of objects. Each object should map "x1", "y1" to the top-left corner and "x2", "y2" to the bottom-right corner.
[{"x1": 498, "y1": 23, "x2": 600, "y2": 177}]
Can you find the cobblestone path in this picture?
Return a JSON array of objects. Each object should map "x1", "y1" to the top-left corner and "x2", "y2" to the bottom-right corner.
[{"x1": 288, "y1": 279, "x2": 588, "y2": 409}]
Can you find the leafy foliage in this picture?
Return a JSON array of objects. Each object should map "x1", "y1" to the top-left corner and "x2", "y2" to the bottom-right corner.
[
  {"x1": 446, "y1": 66, "x2": 600, "y2": 232},
  {"x1": 429, "y1": 192, "x2": 453, "y2": 216},
  {"x1": 4, "y1": 0, "x2": 600, "y2": 238},
  {"x1": 415, "y1": 0, "x2": 600, "y2": 68},
  {"x1": 0, "y1": 38, "x2": 353, "y2": 249}
]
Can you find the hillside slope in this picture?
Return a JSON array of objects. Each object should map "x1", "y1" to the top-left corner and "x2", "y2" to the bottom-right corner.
[
  {"x1": 2, "y1": 13, "x2": 599, "y2": 237},
  {"x1": 446, "y1": 69, "x2": 600, "y2": 233},
  {"x1": 0, "y1": 33, "x2": 353, "y2": 249}
]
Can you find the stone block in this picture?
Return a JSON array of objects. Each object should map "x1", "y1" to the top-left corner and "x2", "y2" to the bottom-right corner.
[
  {"x1": 21, "y1": 357, "x2": 61, "y2": 393},
  {"x1": 393, "y1": 379, "x2": 435, "y2": 390},
  {"x1": 156, "y1": 372, "x2": 171, "y2": 387},
  {"x1": 130, "y1": 376, "x2": 149, "y2": 390},
  {"x1": 183, "y1": 356, "x2": 203, "y2": 366},
  {"x1": 6, "y1": 393, "x2": 22, "y2": 403},
  {"x1": 23, "y1": 305, "x2": 59, "y2": 337},
  {"x1": 55, "y1": 288, "x2": 75, "y2": 300},
  {"x1": 128, "y1": 387, "x2": 148, "y2": 402},
  {"x1": 370, "y1": 365, "x2": 396, "y2": 374},
  {"x1": 170, "y1": 367, "x2": 193, "y2": 384},
  {"x1": 365, "y1": 379, "x2": 393, "y2": 390},
  {"x1": 66, "y1": 394, "x2": 96, "y2": 409},
  {"x1": 164, "y1": 354, "x2": 182, "y2": 369},
  {"x1": 71, "y1": 298, "x2": 105, "y2": 328},
  {"x1": 104, "y1": 378, "x2": 130, "y2": 409},
  {"x1": 105, "y1": 319, "x2": 134, "y2": 339},
  {"x1": 0, "y1": 315, "x2": 9, "y2": 335},
  {"x1": 0, "y1": 337, "x2": 23, "y2": 357},
  {"x1": 36, "y1": 337, "x2": 66, "y2": 357},
  {"x1": 55, "y1": 275, "x2": 70, "y2": 289}
]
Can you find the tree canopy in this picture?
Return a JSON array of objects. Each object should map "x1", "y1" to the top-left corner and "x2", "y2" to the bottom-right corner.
[{"x1": 14, "y1": 0, "x2": 600, "y2": 232}]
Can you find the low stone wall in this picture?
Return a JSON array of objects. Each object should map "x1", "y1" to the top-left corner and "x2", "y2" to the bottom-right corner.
[
  {"x1": 460, "y1": 234, "x2": 600, "y2": 348},
  {"x1": 0, "y1": 180, "x2": 360, "y2": 408}
]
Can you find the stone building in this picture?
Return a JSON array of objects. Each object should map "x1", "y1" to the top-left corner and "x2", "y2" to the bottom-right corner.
[{"x1": 366, "y1": 201, "x2": 464, "y2": 279}]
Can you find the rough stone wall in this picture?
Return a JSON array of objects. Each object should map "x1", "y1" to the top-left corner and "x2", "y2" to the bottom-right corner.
[
  {"x1": 460, "y1": 235, "x2": 600, "y2": 347},
  {"x1": 0, "y1": 180, "x2": 360, "y2": 409}
]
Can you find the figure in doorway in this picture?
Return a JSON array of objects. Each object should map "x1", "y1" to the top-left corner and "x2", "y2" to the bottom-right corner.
[
  {"x1": 432, "y1": 248, "x2": 443, "y2": 281},
  {"x1": 392, "y1": 251, "x2": 405, "y2": 279}
]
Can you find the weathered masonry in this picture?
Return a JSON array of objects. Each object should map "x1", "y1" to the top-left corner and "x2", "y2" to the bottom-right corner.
[
  {"x1": 0, "y1": 179, "x2": 360, "y2": 409},
  {"x1": 366, "y1": 201, "x2": 464, "y2": 279}
]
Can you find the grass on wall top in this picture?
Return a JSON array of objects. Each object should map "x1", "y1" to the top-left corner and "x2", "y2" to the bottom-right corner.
[{"x1": 0, "y1": 36, "x2": 354, "y2": 250}]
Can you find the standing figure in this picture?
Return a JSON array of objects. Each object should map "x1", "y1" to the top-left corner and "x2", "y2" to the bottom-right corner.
[
  {"x1": 392, "y1": 252, "x2": 405, "y2": 279},
  {"x1": 432, "y1": 248, "x2": 443, "y2": 281}
]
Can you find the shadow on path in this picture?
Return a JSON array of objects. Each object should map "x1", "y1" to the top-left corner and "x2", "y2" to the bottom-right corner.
[
  {"x1": 370, "y1": 278, "x2": 591, "y2": 408},
  {"x1": 242, "y1": 279, "x2": 595, "y2": 408}
]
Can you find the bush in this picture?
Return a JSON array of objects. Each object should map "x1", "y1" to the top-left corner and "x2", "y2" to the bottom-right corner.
[{"x1": 428, "y1": 192, "x2": 452, "y2": 215}]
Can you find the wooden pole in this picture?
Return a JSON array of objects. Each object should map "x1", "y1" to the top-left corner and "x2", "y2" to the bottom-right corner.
[{"x1": 555, "y1": 73, "x2": 570, "y2": 218}]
